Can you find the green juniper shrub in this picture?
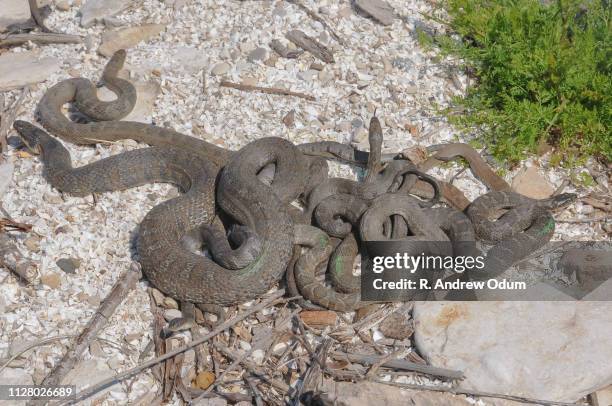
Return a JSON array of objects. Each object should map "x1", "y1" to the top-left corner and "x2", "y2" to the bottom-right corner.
[{"x1": 421, "y1": 0, "x2": 611, "y2": 166}]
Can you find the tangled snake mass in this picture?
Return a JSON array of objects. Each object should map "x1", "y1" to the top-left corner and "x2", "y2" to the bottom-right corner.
[{"x1": 13, "y1": 50, "x2": 577, "y2": 318}]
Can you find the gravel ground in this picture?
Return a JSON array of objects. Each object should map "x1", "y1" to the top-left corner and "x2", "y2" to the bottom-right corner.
[{"x1": 0, "y1": 0, "x2": 609, "y2": 404}]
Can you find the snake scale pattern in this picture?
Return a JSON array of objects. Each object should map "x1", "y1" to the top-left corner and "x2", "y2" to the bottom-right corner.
[{"x1": 14, "y1": 50, "x2": 576, "y2": 314}]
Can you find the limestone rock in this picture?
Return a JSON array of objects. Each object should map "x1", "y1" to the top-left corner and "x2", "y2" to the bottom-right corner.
[
  {"x1": 511, "y1": 166, "x2": 554, "y2": 199},
  {"x1": 0, "y1": 0, "x2": 31, "y2": 32},
  {"x1": 0, "y1": 51, "x2": 62, "y2": 91},
  {"x1": 413, "y1": 301, "x2": 612, "y2": 402},
  {"x1": 558, "y1": 249, "x2": 612, "y2": 291},
  {"x1": 354, "y1": 0, "x2": 395, "y2": 26},
  {"x1": 98, "y1": 24, "x2": 165, "y2": 56},
  {"x1": 171, "y1": 46, "x2": 209, "y2": 73},
  {"x1": 318, "y1": 380, "x2": 474, "y2": 405},
  {"x1": 98, "y1": 80, "x2": 160, "y2": 123},
  {"x1": 0, "y1": 161, "x2": 14, "y2": 198},
  {"x1": 56, "y1": 257, "x2": 80, "y2": 274},
  {"x1": 80, "y1": 0, "x2": 132, "y2": 27},
  {"x1": 211, "y1": 62, "x2": 230, "y2": 76}
]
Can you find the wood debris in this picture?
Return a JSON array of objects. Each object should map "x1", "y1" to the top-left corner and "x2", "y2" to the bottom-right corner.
[{"x1": 285, "y1": 30, "x2": 335, "y2": 64}]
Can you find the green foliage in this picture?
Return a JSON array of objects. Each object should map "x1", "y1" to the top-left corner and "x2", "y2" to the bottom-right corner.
[{"x1": 427, "y1": 0, "x2": 611, "y2": 165}]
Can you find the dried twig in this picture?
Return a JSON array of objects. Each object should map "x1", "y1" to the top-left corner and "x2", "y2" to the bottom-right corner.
[
  {"x1": 0, "y1": 335, "x2": 74, "y2": 374},
  {"x1": 213, "y1": 342, "x2": 290, "y2": 394},
  {"x1": 556, "y1": 216, "x2": 611, "y2": 224},
  {"x1": 220, "y1": 81, "x2": 316, "y2": 101},
  {"x1": 28, "y1": 0, "x2": 52, "y2": 33},
  {"x1": 0, "y1": 88, "x2": 27, "y2": 154},
  {"x1": 364, "y1": 349, "x2": 406, "y2": 379},
  {"x1": 331, "y1": 351, "x2": 463, "y2": 380},
  {"x1": 29, "y1": 263, "x2": 143, "y2": 405},
  {"x1": 581, "y1": 196, "x2": 611, "y2": 212},
  {"x1": 285, "y1": 30, "x2": 335, "y2": 64},
  {"x1": 285, "y1": 0, "x2": 345, "y2": 45},
  {"x1": 0, "y1": 218, "x2": 33, "y2": 232},
  {"x1": 0, "y1": 33, "x2": 82, "y2": 48},
  {"x1": 373, "y1": 380, "x2": 585, "y2": 406},
  {"x1": 60, "y1": 289, "x2": 288, "y2": 405},
  {"x1": 0, "y1": 233, "x2": 36, "y2": 284}
]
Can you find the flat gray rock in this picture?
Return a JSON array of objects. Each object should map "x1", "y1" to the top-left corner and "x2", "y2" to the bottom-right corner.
[
  {"x1": 98, "y1": 24, "x2": 165, "y2": 57},
  {"x1": 413, "y1": 301, "x2": 612, "y2": 402},
  {"x1": 0, "y1": 51, "x2": 62, "y2": 91},
  {"x1": 79, "y1": 0, "x2": 132, "y2": 27},
  {"x1": 0, "y1": 161, "x2": 14, "y2": 199},
  {"x1": 98, "y1": 79, "x2": 160, "y2": 123},
  {"x1": 354, "y1": 0, "x2": 395, "y2": 26},
  {"x1": 0, "y1": 0, "x2": 31, "y2": 32}
]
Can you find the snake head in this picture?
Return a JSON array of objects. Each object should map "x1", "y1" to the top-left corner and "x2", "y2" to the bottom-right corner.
[
  {"x1": 546, "y1": 193, "x2": 578, "y2": 210},
  {"x1": 13, "y1": 120, "x2": 43, "y2": 155}
]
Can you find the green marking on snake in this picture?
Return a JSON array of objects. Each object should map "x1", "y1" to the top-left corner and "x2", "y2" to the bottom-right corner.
[
  {"x1": 333, "y1": 255, "x2": 343, "y2": 276},
  {"x1": 318, "y1": 235, "x2": 328, "y2": 248},
  {"x1": 538, "y1": 218, "x2": 555, "y2": 235}
]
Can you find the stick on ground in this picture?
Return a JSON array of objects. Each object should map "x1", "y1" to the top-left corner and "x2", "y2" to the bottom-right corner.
[
  {"x1": 0, "y1": 33, "x2": 82, "y2": 48},
  {"x1": 220, "y1": 81, "x2": 316, "y2": 101},
  {"x1": 61, "y1": 289, "x2": 288, "y2": 405},
  {"x1": 28, "y1": 262, "x2": 143, "y2": 406}
]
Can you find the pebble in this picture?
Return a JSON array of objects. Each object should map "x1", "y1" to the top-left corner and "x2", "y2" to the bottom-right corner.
[
  {"x1": 24, "y1": 236, "x2": 41, "y2": 253},
  {"x1": 247, "y1": 47, "x2": 267, "y2": 63},
  {"x1": 511, "y1": 166, "x2": 554, "y2": 199},
  {"x1": 162, "y1": 296, "x2": 179, "y2": 309},
  {"x1": 80, "y1": 0, "x2": 133, "y2": 27},
  {"x1": 211, "y1": 62, "x2": 231, "y2": 76},
  {"x1": 414, "y1": 302, "x2": 612, "y2": 402},
  {"x1": 392, "y1": 57, "x2": 413, "y2": 72},
  {"x1": 337, "y1": 6, "x2": 352, "y2": 18},
  {"x1": 163, "y1": 309, "x2": 183, "y2": 321},
  {"x1": 282, "y1": 110, "x2": 295, "y2": 128},
  {"x1": 56, "y1": 257, "x2": 81, "y2": 274},
  {"x1": 298, "y1": 69, "x2": 318, "y2": 81},
  {"x1": 318, "y1": 69, "x2": 334, "y2": 84},
  {"x1": 171, "y1": 46, "x2": 209, "y2": 73},
  {"x1": 355, "y1": 0, "x2": 395, "y2": 26},
  {"x1": 0, "y1": 52, "x2": 62, "y2": 91},
  {"x1": 41, "y1": 272, "x2": 62, "y2": 289},
  {"x1": 0, "y1": 162, "x2": 14, "y2": 199},
  {"x1": 55, "y1": 0, "x2": 71, "y2": 11},
  {"x1": 89, "y1": 340, "x2": 105, "y2": 357},
  {"x1": 0, "y1": 0, "x2": 31, "y2": 32},
  {"x1": 379, "y1": 311, "x2": 414, "y2": 340},
  {"x1": 98, "y1": 24, "x2": 166, "y2": 57},
  {"x1": 558, "y1": 249, "x2": 612, "y2": 291},
  {"x1": 241, "y1": 76, "x2": 257, "y2": 86}
]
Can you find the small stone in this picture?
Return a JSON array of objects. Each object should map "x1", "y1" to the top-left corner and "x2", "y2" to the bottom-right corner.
[
  {"x1": 310, "y1": 62, "x2": 324, "y2": 71},
  {"x1": 282, "y1": 110, "x2": 296, "y2": 128},
  {"x1": 264, "y1": 55, "x2": 278, "y2": 67},
  {"x1": 511, "y1": 166, "x2": 554, "y2": 199},
  {"x1": 211, "y1": 62, "x2": 231, "y2": 76},
  {"x1": 0, "y1": 51, "x2": 62, "y2": 91},
  {"x1": 338, "y1": 6, "x2": 352, "y2": 18},
  {"x1": 55, "y1": 225, "x2": 72, "y2": 234},
  {"x1": 171, "y1": 46, "x2": 209, "y2": 73},
  {"x1": 251, "y1": 349, "x2": 265, "y2": 364},
  {"x1": 241, "y1": 76, "x2": 257, "y2": 86},
  {"x1": 558, "y1": 249, "x2": 612, "y2": 291},
  {"x1": 354, "y1": 0, "x2": 395, "y2": 26},
  {"x1": 98, "y1": 24, "x2": 165, "y2": 57},
  {"x1": 0, "y1": 162, "x2": 14, "y2": 198},
  {"x1": 247, "y1": 47, "x2": 267, "y2": 63},
  {"x1": 43, "y1": 191, "x2": 63, "y2": 204},
  {"x1": 298, "y1": 69, "x2": 318, "y2": 81},
  {"x1": 163, "y1": 309, "x2": 183, "y2": 321},
  {"x1": 336, "y1": 121, "x2": 351, "y2": 133},
  {"x1": 80, "y1": 0, "x2": 133, "y2": 27},
  {"x1": 41, "y1": 273, "x2": 62, "y2": 289},
  {"x1": 192, "y1": 371, "x2": 215, "y2": 390},
  {"x1": 107, "y1": 356, "x2": 122, "y2": 370},
  {"x1": 0, "y1": 0, "x2": 31, "y2": 32},
  {"x1": 381, "y1": 57, "x2": 392, "y2": 73},
  {"x1": 55, "y1": 0, "x2": 71, "y2": 11},
  {"x1": 318, "y1": 69, "x2": 334, "y2": 84},
  {"x1": 23, "y1": 236, "x2": 40, "y2": 253},
  {"x1": 392, "y1": 57, "x2": 412, "y2": 72},
  {"x1": 56, "y1": 257, "x2": 80, "y2": 274},
  {"x1": 348, "y1": 94, "x2": 361, "y2": 105},
  {"x1": 162, "y1": 296, "x2": 179, "y2": 309},
  {"x1": 379, "y1": 312, "x2": 414, "y2": 340},
  {"x1": 238, "y1": 340, "x2": 251, "y2": 351}
]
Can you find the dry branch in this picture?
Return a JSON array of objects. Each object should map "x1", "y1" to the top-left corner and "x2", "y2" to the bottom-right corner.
[
  {"x1": 285, "y1": 30, "x2": 335, "y2": 63},
  {"x1": 30, "y1": 262, "x2": 143, "y2": 404},
  {"x1": 331, "y1": 351, "x2": 463, "y2": 380},
  {"x1": 285, "y1": 0, "x2": 345, "y2": 45},
  {"x1": 60, "y1": 289, "x2": 288, "y2": 405},
  {"x1": 0, "y1": 33, "x2": 82, "y2": 48},
  {"x1": 0, "y1": 88, "x2": 27, "y2": 154},
  {"x1": 220, "y1": 81, "x2": 316, "y2": 101}
]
